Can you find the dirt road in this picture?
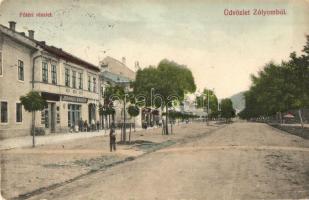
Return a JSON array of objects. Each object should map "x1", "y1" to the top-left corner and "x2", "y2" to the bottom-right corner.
[{"x1": 11, "y1": 123, "x2": 309, "y2": 199}]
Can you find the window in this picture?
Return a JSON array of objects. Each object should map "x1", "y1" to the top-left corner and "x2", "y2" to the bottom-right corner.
[
  {"x1": 101, "y1": 86, "x2": 104, "y2": 97},
  {"x1": 88, "y1": 75, "x2": 91, "y2": 91},
  {"x1": 65, "y1": 68, "x2": 70, "y2": 87},
  {"x1": 93, "y1": 77, "x2": 96, "y2": 93},
  {"x1": 51, "y1": 64, "x2": 57, "y2": 84},
  {"x1": 16, "y1": 103, "x2": 22, "y2": 123},
  {"x1": 72, "y1": 71, "x2": 77, "y2": 88},
  {"x1": 18, "y1": 60, "x2": 24, "y2": 81},
  {"x1": 0, "y1": 102, "x2": 8, "y2": 123},
  {"x1": 68, "y1": 104, "x2": 81, "y2": 127},
  {"x1": 0, "y1": 51, "x2": 2, "y2": 76},
  {"x1": 78, "y1": 73, "x2": 83, "y2": 89},
  {"x1": 42, "y1": 62, "x2": 48, "y2": 83}
]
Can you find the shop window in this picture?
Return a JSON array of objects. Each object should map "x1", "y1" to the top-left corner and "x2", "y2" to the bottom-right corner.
[{"x1": 68, "y1": 104, "x2": 81, "y2": 127}]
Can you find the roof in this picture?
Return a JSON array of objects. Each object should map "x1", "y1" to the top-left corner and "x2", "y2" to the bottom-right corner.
[
  {"x1": 101, "y1": 71, "x2": 131, "y2": 84},
  {"x1": 0, "y1": 24, "x2": 99, "y2": 72},
  {"x1": 36, "y1": 42, "x2": 99, "y2": 71},
  {"x1": 100, "y1": 56, "x2": 135, "y2": 80}
]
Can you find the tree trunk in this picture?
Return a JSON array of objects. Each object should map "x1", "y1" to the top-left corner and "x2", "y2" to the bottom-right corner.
[
  {"x1": 298, "y1": 109, "x2": 304, "y2": 128},
  {"x1": 101, "y1": 115, "x2": 105, "y2": 129},
  {"x1": 165, "y1": 106, "x2": 169, "y2": 135},
  {"x1": 108, "y1": 115, "x2": 111, "y2": 128},
  {"x1": 134, "y1": 117, "x2": 136, "y2": 132},
  {"x1": 170, "y1": 120, "x2": 173, "y2": 134},
  {"x1": 121, "y1": 123, "x2": 123, "y2": 142},
  {"x1": 32, "y1": 111, "x2": 36, "y2": 148},
  {"x1": 279, "y1": 112, "x2": 283, "y2": 124},
  {"x1": 129, "y1": 123, "x2": 132, "y2": 143}
]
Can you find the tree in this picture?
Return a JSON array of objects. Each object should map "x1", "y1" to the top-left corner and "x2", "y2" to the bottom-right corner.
[
  {"x1": 220, "y1": 98, "x2": 235, "y2": 122},
  {"x1": 196, "y1": 88, "x2": 219, "y2": 118},
  {"x1": 127, "y1": 104, "x2": 140, "y2": 142},
  {"x1": 239, "y1": 35, "x2": 309, "y2": 127},
  {"x1": 133, "y1": 59, "x2": 196, "y2": 135},
  {"x1": 20, "y1": 91, "x2": 47, "y2": 147}
]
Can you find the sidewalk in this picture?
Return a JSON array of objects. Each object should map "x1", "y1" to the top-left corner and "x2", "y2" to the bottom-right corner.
[
  {"x1": 0, "y1": 127, "x2": 148, "y2": 150},
  {"x1": 268, "y1": 123, "x2": 309, "y2": 128}
]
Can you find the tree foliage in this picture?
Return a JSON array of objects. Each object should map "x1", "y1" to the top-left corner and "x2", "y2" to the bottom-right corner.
[
  {"x1": 20, "y1": 91, "x2": 47, "y2": 112},
  {"x1": 127, "y1": 105, "x2": 140, "y2": 117},
  {"x1": 239, "y1": 35, "x2": 309, "y2": 119},
  {"x1": 195, "y1": 88, "x2": 219, "y2": 117},
  {"x1": 133, "y1": 59, "x2": 196, "y2": 108},
  {"x1": 220, "y1": 98, "x2": 235, "y2": 120},
  {"x1": 133, "y1": 59, "x2": 196, "y2": 134}
]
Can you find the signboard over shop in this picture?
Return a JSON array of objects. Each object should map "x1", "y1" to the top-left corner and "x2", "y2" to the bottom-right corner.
[{"x1": 62, "y1": 95, "x2": 88, "y2": 103}]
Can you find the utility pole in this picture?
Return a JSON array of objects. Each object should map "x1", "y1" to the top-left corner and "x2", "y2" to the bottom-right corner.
[
  {"x1": 150, "y1": 88, "x2": 155, "y2": 126},
  {"x1": 123, "y1": 91, "x2": 127, "y2": 142},
  {"x1": 151, "y1": 88, "x2": 154, "y2": 108}
]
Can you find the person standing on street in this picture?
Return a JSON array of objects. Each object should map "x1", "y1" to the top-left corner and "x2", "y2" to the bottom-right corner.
[{"x1": 109, "y1": 123, "x2": 116, "y2": 152}]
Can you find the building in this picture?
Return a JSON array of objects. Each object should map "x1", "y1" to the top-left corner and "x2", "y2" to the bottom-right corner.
[
  {"x1": 100, "y1": 56, "x2": 135, "y2": 81},
  {"x1": 99, "y1": 56, "x2": 142, "y2": 127},
  {"x1": 0, "y1": 21, "x2": 100, "y2": 139}
]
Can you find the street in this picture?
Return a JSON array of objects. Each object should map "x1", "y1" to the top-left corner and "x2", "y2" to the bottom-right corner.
[{"x1": 22, "y1": 122, "x2": 309, "y2": 200}]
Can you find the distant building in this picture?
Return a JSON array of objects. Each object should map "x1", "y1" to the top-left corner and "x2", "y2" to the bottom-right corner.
[
  {"x1": 99, "y1": 56, "x2": 142, "y2": 127},
  {"x1": 0, "y1": 21, "x2": 100, "y2": 138},
  {"x1": 100, "y1": 56, "x2": 135, "y2": 80}
]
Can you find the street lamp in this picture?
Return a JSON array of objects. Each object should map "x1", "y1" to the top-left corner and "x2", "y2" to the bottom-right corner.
[{"x1": 123, "y1": 87, "x2": 129, "y2": 142}]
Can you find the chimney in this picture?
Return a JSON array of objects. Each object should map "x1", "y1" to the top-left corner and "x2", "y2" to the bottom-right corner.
[
  {"x1": 9, "y1": 21, "x2": 16, "y2": 31},
  {"x1": 134, "y1": 61, "x2": 140, "y2": 70},
  {"x1": 28, "y1": 30, "x2": 34, "y2": 39},
  {"x1": 122, "y1": 57, "x2": 126, "y2": 65}
]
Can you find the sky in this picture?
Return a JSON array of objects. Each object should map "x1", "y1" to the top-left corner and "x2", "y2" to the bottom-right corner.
[{"x1": 0, "y1": 0, "x2": 308, "y2": 98}]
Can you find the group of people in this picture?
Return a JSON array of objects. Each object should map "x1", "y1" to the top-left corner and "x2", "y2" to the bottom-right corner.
[
  {"x1": 76, "y1": 119, "x2": 117, "y2": 152},
  {"x1": 78, "y1": 119, "x2": 100, "y2": 132}
]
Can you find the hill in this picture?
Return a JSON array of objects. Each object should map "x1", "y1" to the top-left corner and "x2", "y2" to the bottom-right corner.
[{"x1": 230, "y1": 91, "x2": 245, "y2": 113}]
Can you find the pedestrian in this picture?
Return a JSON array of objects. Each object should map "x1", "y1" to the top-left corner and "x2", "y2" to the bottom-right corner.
[
  {"x1": 84, "y1": 120, "x2": 88, "y2": 132},
  {"x1": 96, "y1": 120, "x2": 100, "y2": 131},
  {"x1": 78, "y1": 118, "x2": 83, "y2": 132},
  {"x1": 109, "y1": 123, "x2": 116, "y2": 152},
  {"x1": 91, "y1": 119, "x2": 95, "y2": 131}
]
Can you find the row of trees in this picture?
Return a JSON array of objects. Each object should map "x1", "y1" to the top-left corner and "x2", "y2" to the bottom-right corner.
[
  {"x1": 195, "y1": 88, "x2": 219, "y2": 118},
  {"x1": 133, "y1": 59, "x2": 197, "y2": 135},
  {"x1": 20, "y1": 59, "x2": 198, "y2": 146},
  {"x1": 195, "y1": 89, "x2": 235, "y2": 121},
  {"x1": 239, "y1": 35, "x2": 309, "y2": 127}
]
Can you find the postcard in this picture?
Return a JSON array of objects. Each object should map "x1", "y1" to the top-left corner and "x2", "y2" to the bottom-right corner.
[{"x1": 0, "y1": 0, "x2": 308, "y2": 199}]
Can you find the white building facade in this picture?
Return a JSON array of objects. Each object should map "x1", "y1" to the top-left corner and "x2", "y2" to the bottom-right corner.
[{"x1": 0, "y1": 21, "x2": 100, "y2": 139}]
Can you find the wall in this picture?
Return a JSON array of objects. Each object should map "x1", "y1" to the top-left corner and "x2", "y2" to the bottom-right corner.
[{"x1": 0, "y1": 35, "x2": 33, "y2": 139}]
